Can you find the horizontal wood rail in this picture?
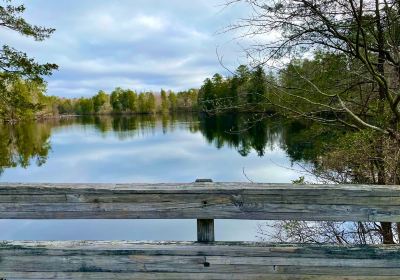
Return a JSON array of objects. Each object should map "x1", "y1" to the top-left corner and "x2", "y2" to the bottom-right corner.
[
  {"x1": 0, "y1": 182, "x2": 399, "y2": 222},
  {"x1": 2, "y1": 181, "x2": 400, "y2": 279},
  {"x1": 1, "y1": 241, "x2": 400, "y2": 279}
]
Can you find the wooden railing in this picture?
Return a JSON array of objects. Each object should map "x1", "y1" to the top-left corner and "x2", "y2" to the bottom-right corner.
[{"x1": 0, "y1": 181, "x2": 400, "y2": 279}]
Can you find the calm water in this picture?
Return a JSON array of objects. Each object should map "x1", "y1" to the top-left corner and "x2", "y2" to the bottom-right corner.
[{"x1": 0, "y1": 114, "x2": 315, "y2": 241}]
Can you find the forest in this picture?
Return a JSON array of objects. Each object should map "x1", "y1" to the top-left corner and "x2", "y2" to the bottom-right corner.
[
  {"x1": 55, "y1": 88, "x2": 199, "y2": 116},
  {"x1": 1, "y1": 54, "x2": 344, "y2": 119}
]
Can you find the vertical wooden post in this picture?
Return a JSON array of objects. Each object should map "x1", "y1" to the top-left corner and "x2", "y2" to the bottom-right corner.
[
  {"x1": 195, "y1": 179, "x2": 215, "y2": 242},
  {"x1": 197, "y1": 219, "x2": 214, "y2": 242}
]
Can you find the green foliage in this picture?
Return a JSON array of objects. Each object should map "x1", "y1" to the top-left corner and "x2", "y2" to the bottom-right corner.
[
  {"x1": 14, "y1": 86, "x2": 198, "y2": 118},
  {"x1": 110, "y1": 87, "x2": 123, "y2": 112},
  {"x1": 76, "y1": 98, "x2": 94, "y2": 115},
  {"x1": 92, "y1": 90, "x2": 108, "y2": 113},
  {"x1": 0, "y1": 0, "x2": 58, "y2": 121},
  {"x1": 292, "y1": 176, "x2": 305, "y2": 184},
  {"x1": 146, "y1": 92, "x2": 156, "y2": 113},
  {"x1": 0, "y1": 76, "x2": 46, "y2": 120},
  {"x1": 110, "y1": 88, "x2": 141, "y2": 113},
  {"x1": 57, "y1": 99, "x2": 74, "y2": 115},
  {"x1": 168, "y1": 91, "x2": 177, "y2": 111},
  {"x1": 199, "y1": 78, "x2": 214, "y2": 111},
  {"x1": 161, "y1": 89, "x2": 198, "y2": 113},
  {"x1": 198, "y1": 65, "x2": 271, "y2": 113},
  {"x1": 174, "y1": 89, "x2": 198, "y2": 111},
  {"x1": 120, "y1": 89, "x2": 137, "y2": 112},
  {"x1": 126, "y1": 90, "x2": 137, "y2": 112},
  {"x1": 137, "y1": 92, "x2": 156, "y2": 114},
  {"x1": 277, "y1": 52, "x2": 349, "y2": 115},
  {"x1": 160, "y1": 89, "x2": 169, "y2": 113},
  {"x1": 247, "y1": 66, "x2": 267, "y2": 106}
]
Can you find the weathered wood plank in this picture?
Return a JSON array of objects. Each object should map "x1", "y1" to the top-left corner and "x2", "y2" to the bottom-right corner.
[
  {"x1": 196, "y1": 179, "x2": 215, "y2": 243},
  {"x1": 3, "y1": 272, "x2": 400, "y2": 280},
  {"x1": 1, "y1": 182, "x2": 400, "y2": 193},
  {"x1": 1, "y1": 241, "x2": 400, "y2": 259},
  {"x1": 0, "y1": 183, "x2": 400, "y2": 221},
  {"x1": 197, "y1": 219, "x2": 214, "y2": 242},
  {"x1": 2, "y1": 193, "x2": 400, "y2": 206},
  {"x1": 0, "y1": 241, "x2": 400, "y2": 279}
]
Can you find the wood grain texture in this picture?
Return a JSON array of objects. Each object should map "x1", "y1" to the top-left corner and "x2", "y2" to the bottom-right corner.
[
  {"x1": 0, "y1": 182, "x2": 400, "y2": 221},
  {"x1": 4, "y1": 273, "x2": 400, "y2": 280},
  {"x1": 0, "y1": 241, "x2": 400, "y2": 279},
  {"x1": 197, "y1": 219, "x2": 214, "y2": 242}
]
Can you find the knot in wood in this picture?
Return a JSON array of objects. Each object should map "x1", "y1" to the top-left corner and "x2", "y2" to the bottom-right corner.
[{"x1": 231, "y1": 194, "x2": 244, "y2": 208}]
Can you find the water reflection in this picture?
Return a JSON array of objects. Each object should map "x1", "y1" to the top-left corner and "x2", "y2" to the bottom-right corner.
[
  {"x1": 0, "y1": 113, "x2": 325, "y2": 241},
  {"x1": 0, "y1": 113, "x2": 321, "y2": 177},
  {"x1": 0, "y1": 116, "x2": 390, "y2": 244},
  {"x1": 0, "y1": 121, "x2": 51, "y2": 174}
]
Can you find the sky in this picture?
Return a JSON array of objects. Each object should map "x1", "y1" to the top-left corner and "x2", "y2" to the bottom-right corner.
[{"x1": 1, "y1": 0, "x2": 252, "y2": 98}]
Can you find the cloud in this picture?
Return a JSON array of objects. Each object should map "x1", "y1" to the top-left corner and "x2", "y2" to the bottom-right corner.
[
  {"x1": 2, "y1": 0, "x2": 252, "y2": 97},
  {"x1": 80, "y1": 12, "x2": 169, "y2": 43},
  {"x1": 136, "y1": 15, "x2": 166, "y2": 31}
]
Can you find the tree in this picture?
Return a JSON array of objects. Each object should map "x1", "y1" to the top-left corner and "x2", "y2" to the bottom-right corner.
[
  {"x1": 57, "y1": 99, "x2": 74, "y2": 115},
  {"x1": 110, "y1": 88, "x2": 123, "y2": 112},
  {"x1": 146, "y1": 92, "x2": 156, "y2": 113},
  {"x1": 160, "y1": 89, "x2": 169, "y2": 113},
  {"x1": 232, "y1": 65, "x2": 251, "y2": 110},
  {"x1": 229, "y1": 0, "x2": 400, "y2": 136},
  {"x1": 0, "y1": 77, "x2": 45, "y2": 120},
  {"x1": 137, "y1": 93, "x2": 146, "y2": 113},
  {"x1": 0, "y1": 0, "x2": 58, "y2": 120},
  {"x1": 0, "y1": 1, "x2": 58, "y2": 78},
  {"x1": 199, "y1": 74, "x2": 231, "y2": 112},
  {"x1": 228, "y1": 0, "x2": 400, "y2": 244},
  {"x1": 168, "y1": 91, "x2": 178, "y2": 111},
  {"x1": 236, "y1": 65, "x2": 251, "y2": 84},
  {"x1": 76, "y1": 98, "x2": 94, "y2": 115},
  {"x1": 125, "y1": 90, "x2": 137, "y2": 112},
  {"x1": 199, "y1": 78, "x2": 214, "y2": 111},
  {"x1": 174, "y1": 89, "x2": 199, "y2": 111},
  {"x1": 92, "y1": 90, "x2": 108, "y2": 113},
  {"x1": 119, "y1": 90, "x2": 129, "y2": 111},
  {"x1": 187, "y1": 89, "x2": 199, "y2": 110},
  {"x1": 247, "y1": 66, "x2": 267, "y2": 110},
  {"x1": 198, "y1": 67, "x2": 271, "y2": 113}
]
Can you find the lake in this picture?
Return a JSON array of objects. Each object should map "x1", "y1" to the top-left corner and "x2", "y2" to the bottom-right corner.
[{"x1": 0, "y1": 113, "x2": 315, "y2": 241}]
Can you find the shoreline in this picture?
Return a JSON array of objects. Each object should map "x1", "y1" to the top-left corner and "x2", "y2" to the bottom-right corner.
[{"x1": 4, "y1": 110, "x2": 279, "y2": 124}]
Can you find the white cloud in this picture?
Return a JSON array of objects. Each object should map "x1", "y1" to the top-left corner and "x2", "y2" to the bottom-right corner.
[
  {"x1": 136, "y1": 15, "x2": 166, "y2": 31},
  {"x1": 80, "y1": 12, "x2": 169, "y2": 43},
  {"x1": 3, "y1": 0, "x2": 254, "y2": 97}
]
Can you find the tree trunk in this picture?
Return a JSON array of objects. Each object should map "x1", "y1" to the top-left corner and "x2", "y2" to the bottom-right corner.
[
  {"x1": 374, "y1": 0, "x2": 395, "y2": 244},
  {"x1": 381, "y1": 222, "x2": 395, "y2": 244}
]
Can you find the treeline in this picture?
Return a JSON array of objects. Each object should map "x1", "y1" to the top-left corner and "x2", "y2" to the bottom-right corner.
[
  {"x1": 4, "y1": 53, "x2": 358, "y2": 121},
  {"x1": 198, "y1": 65, "x2": 276, "y2": 113},
  {"x1": 1, "y1": 83, "x2": 201, "y2": 121},
  {"x1": 3, "y1": 53, "x2": 363, "y2": 121},
  {"x1": 197, "y1": 53, "x2": 372, "y2": 118},
  {"x1": 51, "y1": 88, "x2": 199, "y2": 116}
]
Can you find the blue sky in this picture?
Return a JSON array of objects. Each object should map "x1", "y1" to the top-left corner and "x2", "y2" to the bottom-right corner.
[{"x1": 1, "y1": 0, "x2": 252, "y2": 98}]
